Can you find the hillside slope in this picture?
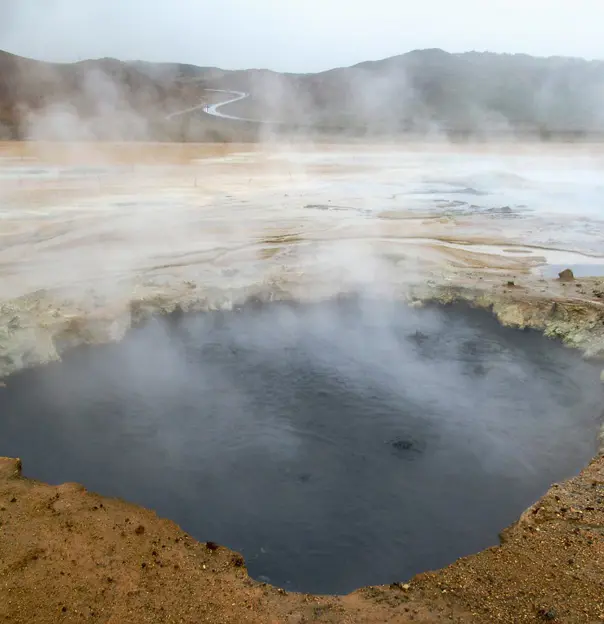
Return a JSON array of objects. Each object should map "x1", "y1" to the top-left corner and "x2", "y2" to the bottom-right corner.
[
  {"x1": 205, "y1": 49, "x2": 604, "y2": 136},
  {"x1": 0, "y1": 51, "x2": 204, "y2": 139},
  {"x1": 3, "y1": 48, "x2": 604, "y2": 139}
]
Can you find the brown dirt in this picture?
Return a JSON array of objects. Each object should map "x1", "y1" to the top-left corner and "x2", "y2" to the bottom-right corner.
[{"x1": 1, "y1": 454, "x2": 603, "y2": 623}]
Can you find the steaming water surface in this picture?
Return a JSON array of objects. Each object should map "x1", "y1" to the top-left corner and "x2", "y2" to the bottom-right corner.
[{"x1": 0, "y1": 300, "x2": 601, "y2": 594}]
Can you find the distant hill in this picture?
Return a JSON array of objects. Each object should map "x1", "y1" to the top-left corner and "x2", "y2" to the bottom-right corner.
[
  {"x1": 0, "y1": 50, "x2": 206, "y2": 139},
  {"x1": 204, "y1": 49, "x2": 604, "y2": 136},
  {"x1": 3, "y1": 48, "x2": 604, "y2": 140}
]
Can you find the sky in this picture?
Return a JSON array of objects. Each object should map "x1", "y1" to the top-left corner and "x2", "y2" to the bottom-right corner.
[{"x1": 1, "y1": 0, "x2": 603, "y2": 72}]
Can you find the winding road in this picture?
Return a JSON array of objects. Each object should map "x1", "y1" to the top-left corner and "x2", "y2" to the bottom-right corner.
[{"x1": 166, "y1": 89, "x2": 252, "y2": 122}]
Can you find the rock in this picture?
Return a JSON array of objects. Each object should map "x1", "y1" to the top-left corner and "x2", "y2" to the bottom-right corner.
[
  {"x1": 0, "y1": 457, "x2": 22, "y2": 480},
  {"x1": 558, "y1": 269, "x2": 574, "y2": 282},
  {"x1": 231, "y1": 554, "x2": 245, "y2": 568},
  {"x1": 537, "y1": 606, "x2": 557, "y2": 620}
]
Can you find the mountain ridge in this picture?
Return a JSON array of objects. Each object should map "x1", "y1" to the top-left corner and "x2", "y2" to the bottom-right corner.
[{"x1": 2, "y1": 48, "x2": 604, "y2": 139}]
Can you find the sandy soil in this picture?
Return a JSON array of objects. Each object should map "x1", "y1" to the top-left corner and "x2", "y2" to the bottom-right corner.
[
  {"x1": 1, "y1": 141, "x2": 604, "y2": 622},
  {"x1": 1, "y1": 454, "x2": 603, "y2": 623}
]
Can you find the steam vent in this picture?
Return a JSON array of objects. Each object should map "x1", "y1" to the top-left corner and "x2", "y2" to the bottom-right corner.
[{"x1": 2, "y1": 41, "x2": 604, "y2": 623}]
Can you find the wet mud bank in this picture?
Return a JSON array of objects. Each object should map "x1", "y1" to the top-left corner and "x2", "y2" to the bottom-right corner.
[{"x1": 1, "y1": 279, "x2": 604, "y2": 622}]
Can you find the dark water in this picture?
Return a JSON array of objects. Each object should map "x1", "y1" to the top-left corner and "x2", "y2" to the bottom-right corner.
[{"x1": 0, "y1": 299, "x2": 602, "y2": 595}]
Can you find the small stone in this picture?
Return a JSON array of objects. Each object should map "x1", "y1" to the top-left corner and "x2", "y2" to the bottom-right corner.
[
  {"x1": 558, "y1": 268, "x2": 574, "y2": 281},
  {"x1": 537, "y1": 607, "x2": 557, "y2": 621},
  {"x1": 506, "y1": 280, "x2": 515, "y2": 287},
  {"x1": 134, "y1": 525, "x2": 145, "y2": 535},
  {"x1": 232, "y1": 555, "x2": 245, "y2": 567}
]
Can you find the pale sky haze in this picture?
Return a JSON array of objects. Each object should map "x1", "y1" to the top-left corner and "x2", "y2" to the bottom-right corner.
[{"x1": 1, "y1": 0, "x2": 602, "y2": 72}]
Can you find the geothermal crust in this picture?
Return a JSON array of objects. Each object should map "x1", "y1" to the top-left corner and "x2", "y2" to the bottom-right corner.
[{"x1": 2, "y1": 268, "x2": 604, "y2": 378}]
